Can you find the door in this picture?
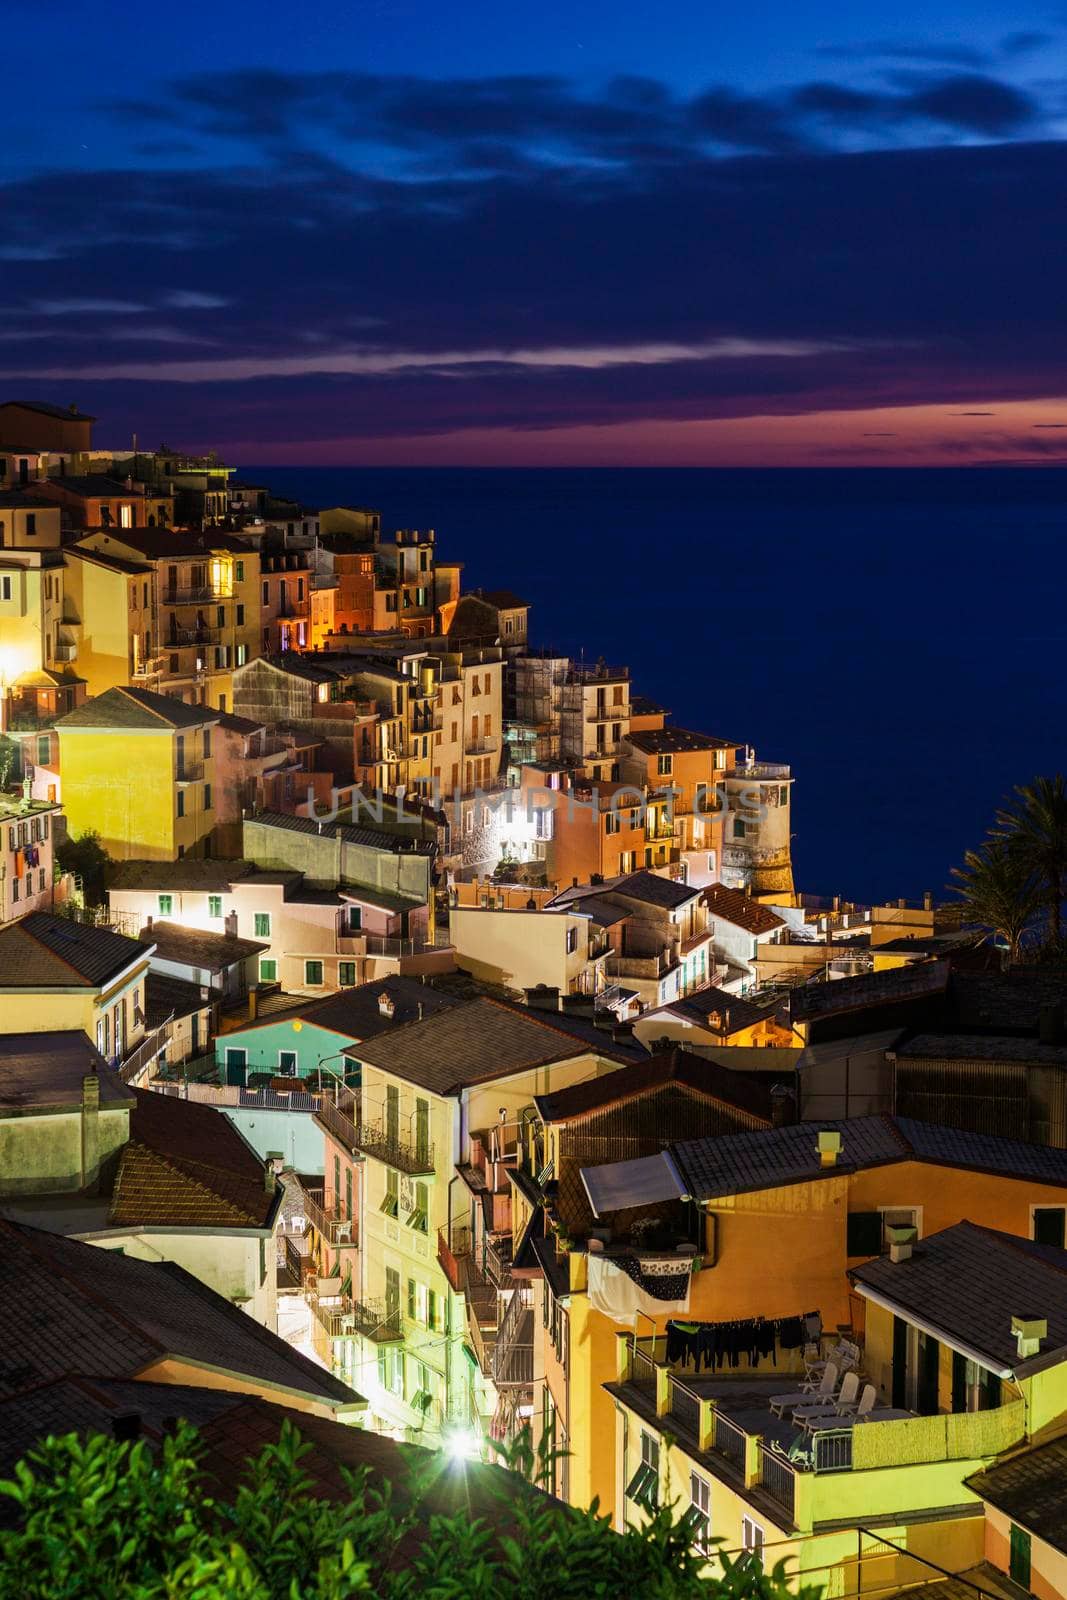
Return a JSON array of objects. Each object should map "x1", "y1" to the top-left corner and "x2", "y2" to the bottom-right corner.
[
  {"x1": 385, "y1": 1266, "x2": 400, "y2": 1320},
  {"x1": 892, "y1": 1317, "x2": 908, "y2": 1409},
  {"x1": 415, "y1": 1098, "x2": 430, "y2": 1166},
  {"x1": 385, "y1": 1085, "x2": 399, "y2": 1146},
  {"x1": 1009, "y1": 1525, "x2": 1031, "y2": 1589},
  {"x1": 225, "y1": 1047, "x2": 247, "y2": 1086},
  {"x1": 917, "y1": 1331, "x2": 940, "y2": 1416}
]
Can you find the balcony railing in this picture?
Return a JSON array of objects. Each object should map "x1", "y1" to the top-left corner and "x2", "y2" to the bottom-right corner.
[
  {"x1": 175, "y1": 759, "x2": 205, "y2": 784},
  {"x1": 731, "y1": 762, "x2": 791, "y2": 781},
  {"x1": 162, "y1": 586, "x2": 227, "y2": 605},
  {"x1": 484, "y1": 1235, "x2": 513, "y2": 1290},
  {"x1": 314, "y1": 1099, "x2": 434, "y2": 1175},
  {"x1": 300, "y1": 1186, "x2": 358, "y2": 1247},
  {"x1": 119, "y1": 1017, "x2": 173, "y2": 1084},
  {"x1": 310, "y1": 1292, "x2": 403, "y2": 1342},
  {"x1": 491, "y1": 1285, "x2": 534, "y2": 1388},
  {"x1": 437, "y1": 1225, "x2": 471, "y2": 1293}
]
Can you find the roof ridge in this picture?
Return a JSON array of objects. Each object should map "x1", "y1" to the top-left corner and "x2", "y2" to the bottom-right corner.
[
  {"x1": 481, "y1": 993, "x2": 635, "y2": 1056},
  {"x1": 967, "y1": 1219, "x2": 1067, "y2": 1279},
  {"x1": 883, "y1": 1115, "x2": 916, "y2": 1155}
]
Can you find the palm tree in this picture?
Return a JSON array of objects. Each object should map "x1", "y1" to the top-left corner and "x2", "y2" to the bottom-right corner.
[
  {"x1": 997, "y1": 775, "x2": 1067, "y2": 947},
  {"x1": 948, "y1": 838, "x2": 1044, "y2": 964}
]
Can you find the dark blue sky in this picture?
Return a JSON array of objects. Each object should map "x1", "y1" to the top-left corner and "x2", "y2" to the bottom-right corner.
[{"x1": 4, "y1": 0, "x2": 1067, "y2": 463}]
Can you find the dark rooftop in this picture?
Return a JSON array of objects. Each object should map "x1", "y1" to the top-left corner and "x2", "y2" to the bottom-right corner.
[
  {"x1": 144, "y1": 971, "x2": 209, "y2": 1028},
  {"x1": 0, "y1": 1032, "x2": 131, "y2": 1112},
  {"x1": 0, "y1": 1220, "x2": 360, "y2": 1410},
  {"x1": 57, "y1": 685, "x2": 218, "y2": 732},
  {"x1": 140, "y1": 921, "x2": 266, "y2": 971},
  {"x1": 0, "y1": 400, "x2": 97, "y2": 421},
  {"x1": 649, "y1": 985, "x2": 782, "y2": 1036},
  {"x1": 0, "y1": 913, "x2": 149, "y2": 989},
  {"x1": 610, "y1": 869, "x2": 700, "y2": 911},
  {"x1": 626, "y1": 726, "x2": 739, "y2": 754},
  {"x1": 110, "y1": 858, "x2": 260, "y2": 891},
  {"x1": 533, "y1": 1046, "x2": 773, "y2": 1125},
  {"x1": 851, "y1": 1221, "x2": 1067, "y2": 1376},
  {"x1": 895, "y1": 1032, "x2": 1067, "y2": 1066},
  {"x1": 967, "y1": 1436, "x2": 1067, "y2": 1554},
  {"x1": 348, "y1": 994, "x2": 645, "y2": 1096},
  {"x1": 703, "y1": 884, "x2": 786, "y2": 935},
  {"x1": 226, "y1": 975, "x2": 461, "y2": 1040},
  {"x1": 788, "y1": 959, "x2": 951, "y2": 1023}
]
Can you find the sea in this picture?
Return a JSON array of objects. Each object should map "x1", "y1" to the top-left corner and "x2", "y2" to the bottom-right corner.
[{"x1": 242, "y1": 466, "x2": 1067, "y2": 907}]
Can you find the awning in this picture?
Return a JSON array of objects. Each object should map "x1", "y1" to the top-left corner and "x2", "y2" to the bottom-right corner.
[{"x1": 581, "y1": 1151, "x2": 685, "y2": 1218}]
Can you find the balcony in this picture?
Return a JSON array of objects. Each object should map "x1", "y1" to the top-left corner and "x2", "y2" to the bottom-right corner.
[
  {"x1": 52, "y1": 642, "x2": 77, "y2": 663},
  {"x1": 314, "y1": 1098, "x2": 434, "y2": 1175},
  {"x1": 175, "y1": 759, "x2": 205, "y2": 784},
  {"x1": 730, "y1": 762, "x2": 791, "y2": 782},
  {"x1": 310, "y1": 1290, "x2": 403, "y2": 1342},
  {"x1": 164, "y1": 626, "x2": 221, "y2": 648},
  {"x1": 607, "y1": 950, "x2": 675, "y2": 980},
  {"x1": 616, "y1": 1339, "x2": 1027, "y2": 1532},
  {"x1": 491, "y1": 1284, "x2": 534, "y2": 1387},
  {"x1": 484, "y1": 1235, "x2": 513, "y2": 1290},
  {"x1": 132, "y1": 656, "x2": 165, "y2": 679},
  {"x1": 465, "y1": 735, "x2": 500, "y2": 756},
  {"x1": 162, "y1": 586, "x2": 226, "y2": 605},
  {"x1": 300, "y1": 1185, "x2": 358, "y2": 1247}
]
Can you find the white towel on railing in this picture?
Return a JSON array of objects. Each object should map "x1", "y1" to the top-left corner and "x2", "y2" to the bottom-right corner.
[{"x1": 586, "y1": 1255, "x2": 690, "y2": 1323}]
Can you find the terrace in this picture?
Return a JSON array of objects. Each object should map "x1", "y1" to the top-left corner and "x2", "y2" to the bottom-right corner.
[{"x1": 612, "y1": 1335, "x2": 1027, "y2": 1534}]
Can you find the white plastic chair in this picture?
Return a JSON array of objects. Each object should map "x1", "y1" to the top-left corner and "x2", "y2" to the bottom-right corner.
[
  {"x1": 769, "y1": 1361, "x2": 837, "y2": 1418},
  {"x1": 794, "y1": 1370, "x2": 859, "y2": 1429}
]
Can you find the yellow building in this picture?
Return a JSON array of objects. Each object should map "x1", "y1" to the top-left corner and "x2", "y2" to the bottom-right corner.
[
  {"x1": 0, "y1": 496, "x2": 73, "y2": 690},
  {"x1": 305, "y1": 994, "x2": 646, "y2": 1448},
  {"x1": 0, "y1": 910, "x2": 155, "y2": 1067},
  {"x1": 572, "y1": 1122, "x2": 1067, "y2": 1592},
  {"x1": 56, "y1": 685, "x2": 219, "y2": 861},
  {"x1": 62, "y1": 545, "x2": 156, "y2": 696},
  {"x1": 71, "y1": 526, "x2": 261, "y2": 711}
]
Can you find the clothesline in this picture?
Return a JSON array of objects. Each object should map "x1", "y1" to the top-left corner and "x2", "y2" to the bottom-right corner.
[{"x1": 664, "y1": 1310, "x2": 821, "y2": 1372}]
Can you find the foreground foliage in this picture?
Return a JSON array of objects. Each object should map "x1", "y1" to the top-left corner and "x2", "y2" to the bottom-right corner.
[{"x1": 0, "y1": 1421, "x2": 817, "y2": 1600}]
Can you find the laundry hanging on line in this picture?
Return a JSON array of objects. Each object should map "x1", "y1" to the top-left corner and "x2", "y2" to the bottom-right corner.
[{"x1": 664, "y1": 1310, "x2": 821, "y2": 1372}]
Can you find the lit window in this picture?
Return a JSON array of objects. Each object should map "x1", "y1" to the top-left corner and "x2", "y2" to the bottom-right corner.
[{"x1": 208, "y1": 895, "x2": 222, "y2": 918}]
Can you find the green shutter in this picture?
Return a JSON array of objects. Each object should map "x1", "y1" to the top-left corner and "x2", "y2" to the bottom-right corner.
[{"x1": 1009, "y1": 1524, "x2": 1031, "y2": 1588}]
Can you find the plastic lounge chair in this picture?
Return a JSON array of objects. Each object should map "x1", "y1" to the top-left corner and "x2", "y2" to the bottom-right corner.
[
  {"x1": 804, "y1": 1339, "x2": 859, "y2": 1384},
  {"x1": 793, "y1": 1371, "x2": 860, "y2": 1429},
  {"x1": 840, "y1": 1383, "x2": 877, "y2": 1422},
  {"x1": 769, "y1": 1361, "x2": 837, "y2": 1418}
]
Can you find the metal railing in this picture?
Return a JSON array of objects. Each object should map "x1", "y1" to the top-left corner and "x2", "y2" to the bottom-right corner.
[
  {"x1": 313, "y1": 1099, "x2": 434, "y2": 1174},
  {"x1": 731, "y1": 762, "x2": 791, "y2": 781},
  {"x1": 491, "y1": 1285, "x2": 534, "y2": 1387},
  {"x1": 484, "y1": 1235, "x2": 513, "y2": 1290},
  {"x1": 437, "y1": 1225, "x2": 470, "y2": 1292},
  {"x1": 812, "y1": 1429, "x2": 853, "y2": 1473},
  {"x1": 760, "y1": 1449, "x2": 796, "y2": 1522},
  {"x1": 668, "y1": 1377, "x2": 702, "y2": 1438},
  {"x1": 629, "y1": 1342, "x2": 658, "y2": 1393},
  {"x1": 300, "y1": 1186, "x2": 358, "y2": 1247},
  {"x1": 712, "y1": 1410, "x2": 747, "y2": 1471},
  {"x1": 310, "y1": 1292, "x2": 403, "y2": 1342},
  {"x1": 119, "y1": 1017, "x2": 173, "y2": 1084}
]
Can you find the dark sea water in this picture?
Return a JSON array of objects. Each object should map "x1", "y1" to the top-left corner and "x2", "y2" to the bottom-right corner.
[{"x1": 243, "y1": 466, "x2": 1067, "y2": 905}]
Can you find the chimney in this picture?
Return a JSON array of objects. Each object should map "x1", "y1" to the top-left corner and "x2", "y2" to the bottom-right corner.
[
  {"x1": 923, "y1": 890, "x2": 933, "y2": 912},
  {"x1": 378, "y1": 991, "x2": 396, "y2": 1020},
  {"x1": 832, "y1": 895, "x2": 840, "y2": 913},
  {"x1": 817, "y1": 1129, "x2": 843, "y2": 1168},
  {"x1": 1013, "y1": 1315, "x2": 1047, "y2": 1360},
  {"x1": 263, "y1": 1159, "x2": 276, "y2": 1193},
  {"x1": 525, "y1": 984, "x2": 560, "y2": 1013},
  {"x1": 886, "y1": 1224, "x2": 917, "y2": 1263},
  {"x1": 1039, "y1": 1002, "x2": 1065, "y2": 1045},
  {"x1": 770, "y1": 1083, "x2": 796, "y2": 1128},
  {"x1": 612, "y1": 1021, "x2": 634, "y2": 1043}
]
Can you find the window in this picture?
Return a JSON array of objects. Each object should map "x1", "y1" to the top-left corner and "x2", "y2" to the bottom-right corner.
[
  {"x1": 680, "y1": 1472, "x2": 711, "y2": 1553},
  {"x1": 415, "y1": 1098, "x2": 430, "y2": 1165},
  {"x1": 236, "y1": 643, "x2": 247, "y2": 666},
  {"x1": 278, "y1": 1050, "x2": 297, "y2": 1075},
  {"x1": 733, "y1": 817, "x2": 747, "y2": 839},
  {"x1": 625, "y1": 1431, "x2": 659, "y2": 1511},
  {"x1": 846, "y1": 1212, "x2": 883, "y2": 1257},
  {"x1": 254, "y1": 912, "x2": 271, "y2": 937},
  {"x1": 1009, "y1": 1525, "x2": 1031, "y2": 1590},
  {"x1": 176, "y1": 790, "x2": 185, "y2": 818},
  {"x1": 407, "y1": 1277, "x2": 417, "y2": 1320},
  {"x1": 338, "y1": 961, "x2": 357, "y2": 986},
  {"x1": 25, "y1": 513, "x2": 35, "y2": 535},
  {"x1": 1033, "y1": 1207, "x2": 1066, "y2": 1248},
  {"x1": 203, "y1": 783, "x2": 212, "y2": 810},
  {"x1": 208, "y1": 895, "x2": 223, "y2": 918},
  {"x1": 305, "y1": 959, "x2": 324, "y2": 986},
  {"x1": 202, "y1": 728, "x2": 211, "y2": 758},
  {"x1": 381, "y1": 1168, "x2": 399, "y2": 1217},
  {"x1": 428, "y1": 1287, "x2": 438, "y2": 1331},
  {"x1": 259, "y1": 958, "x2": 278, "y2": 982},
  {"x1": 741, "y1": 1518, "x2": 765, "y2": 1567},
  {"x1": 235, "y1": 561, "x2": 244, "y2": 582},
  {"x1": 0, "y1": 576, "x2": 10, "y2": 601},
  {"x1": 158, "y1": 894, "x2": 173, "y2": 916},
  {"x1": 262, "y1": 580, "x2": 269, "y2": 604},
  {"x1": 566, "y1": 926, "x2": 578, "y2": 954},
  {"x1": 407, "y1": 1180, "x2": 428, "y2": 1234},
  {"x1": 605, "y1": 811, "x2": 620, "y2": 834},
  {"x1": 656, "y1": 753, "x2": 672, "y2": 776},
  {"x1": 378, "y1": 1346, "x2": 403, "y2": 1396}
]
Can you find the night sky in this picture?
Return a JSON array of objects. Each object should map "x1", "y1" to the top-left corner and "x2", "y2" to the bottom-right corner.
[{"x1": 4, "y1": 0, "x2": 1067, "y2": 465}]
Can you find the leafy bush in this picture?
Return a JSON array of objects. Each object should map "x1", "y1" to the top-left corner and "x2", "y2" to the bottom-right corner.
[{"x1": 0, "y1": 1420, "x2": 818, "y2": 1600}]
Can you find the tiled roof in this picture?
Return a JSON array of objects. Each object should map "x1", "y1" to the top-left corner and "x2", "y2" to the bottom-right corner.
[
  {"x1": 702, "y1": 885, "x2": 786, "y2": 935},
  {"x1": 109, "y1": 1088, "x2": 276, "y2": 1230},
  {"x1": 650, "y1": 985, "x2": 781, "y2": 1035},
  {"x1": 949, "y1": 970, "x2": 1067, "y2": 1032},
  {"x1": 226, "y1": 975, "x2": 461, "y2": 1040},
  {"x1": 33, "y1": 474, "x2": 145, "y2": 496},
  {"x1": 90, "y1": 526, "x2": 249, "y2": 557},
  {"x1": 851, "y1": 1221, "x2": 1067, "y2": 1375},
  {"x1": 628, "y1": 695, "x2": 666, "y2": 717},
  {"x1": 65, "y1": 546, "x2": 151, "y2": 575},
  {"x1": 967, "y1": 1437, "x2": 1067, "y2": 1553},
  {"x1": 670, "y1": 1114, "x2": 1067, "y2": 1202},
  {"x1": 895, "y1": 1032, "x2": 1067, "y2": 1066},
  {"x1": 0, "y1": 1032, "x2": 132, "y2": 1111},
  {"x1": 349, "y1": 995, "x2": 645, "y2": 1096},
  {"x1": 626, "y1": 727, "x2": 739, "y2": 754},
  {"x1": 480, "y1": 589, "x2": 529, "y2": 609},
  {"x1": 248, "y1": 810, "x2": 436, "y2": 856},
  {"x1": 110, "y1": 858, "x2": 259, "y2": 891},
  {"x1": 144, "y1": 972, "x2": 209, "y2": 1027},
  {"x1": 533, "y1": 1047, "x2": 773, "y2": 1124},
  {"x1": 140, "y1": 921, "x2": 266, "y2": 970},
  {"x1": 57, "y1": 685, "x2": 217, "y2": 731},
  {"x1": 216, "y1": 712, "x2": 266, "y2": 736},
  {"x1": 611, "y1": 870, "x2": 699, "y2": 910},
  {"x1": 0, "y1": 913, "x2": 148, "y2": 989},
  {"x1": 788, "y1": 959, "x2": 950, "y2": 1022},
  {"x1": 0, "y1": 1221, "x2": 358, "y2": 1408}
]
